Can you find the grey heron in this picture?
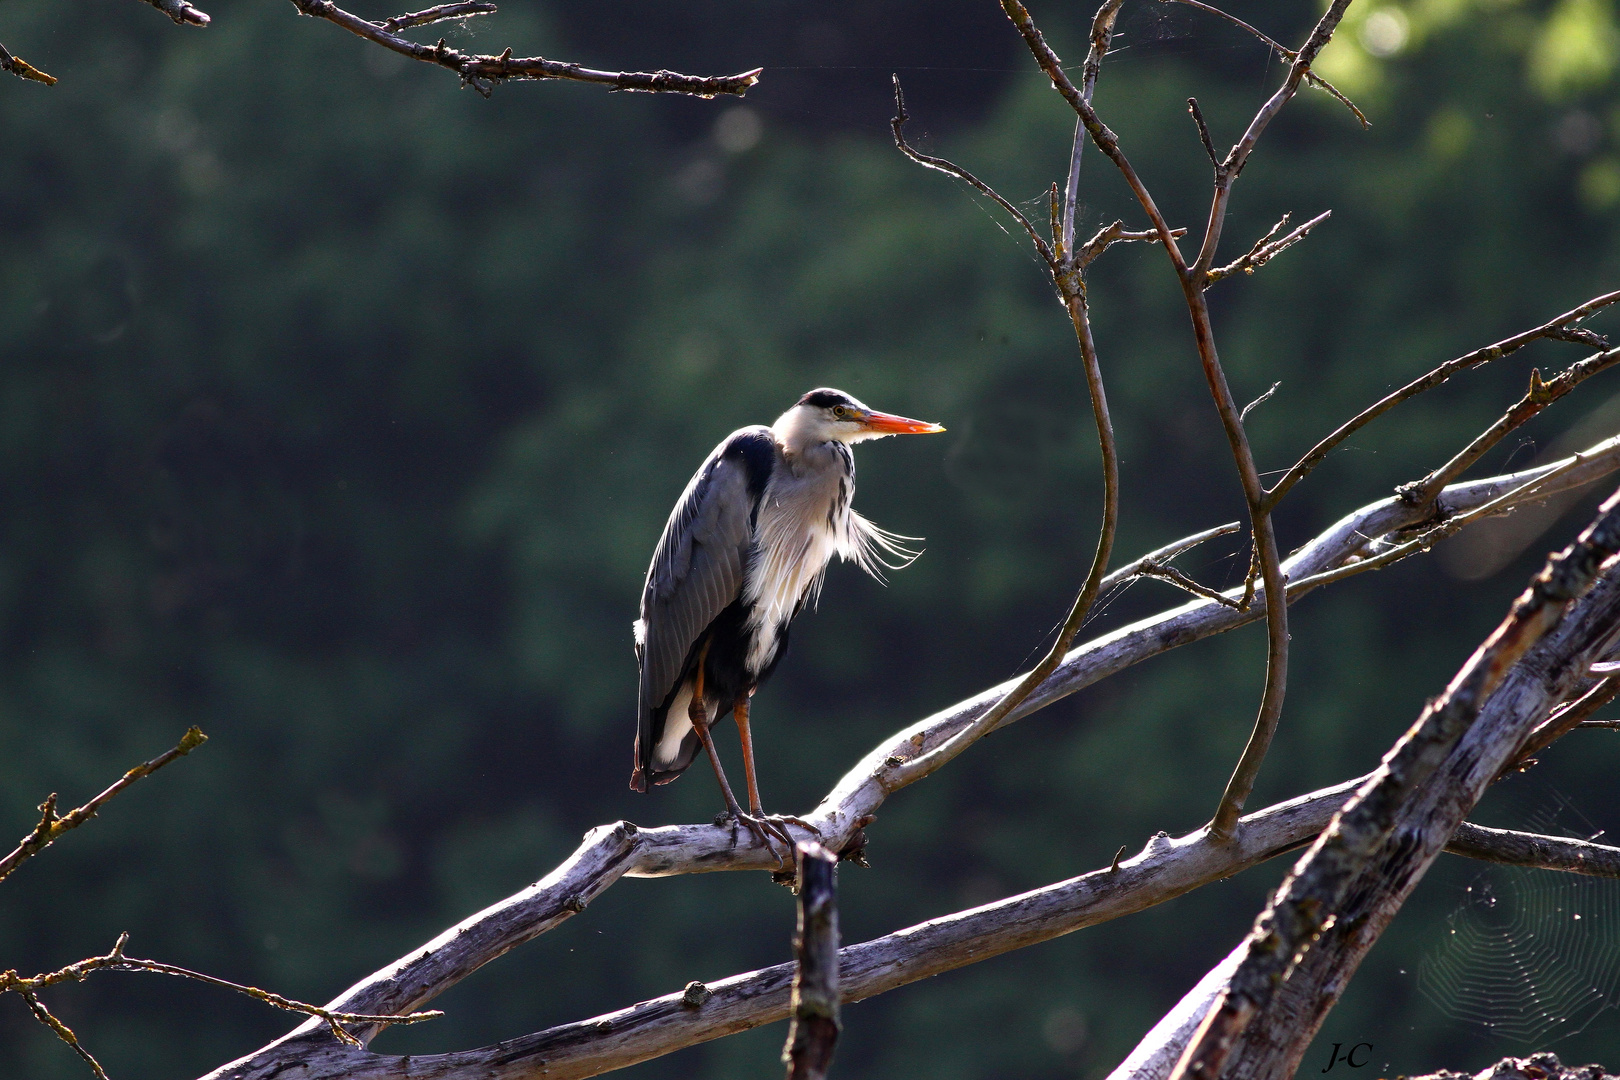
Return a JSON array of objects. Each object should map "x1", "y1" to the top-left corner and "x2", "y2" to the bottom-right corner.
[{"x1": 631, "y1": 388, "x2": 944, "y2": 846}]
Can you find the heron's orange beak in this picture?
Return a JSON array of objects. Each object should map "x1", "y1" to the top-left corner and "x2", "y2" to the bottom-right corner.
[{"x1": 859, "y1": 410, "x2": 946, "y2": 435}]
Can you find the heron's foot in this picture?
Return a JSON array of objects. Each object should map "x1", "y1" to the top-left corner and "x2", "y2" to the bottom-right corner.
[
  {"x1": 764, "y1": 813, "x2": 821, "y2": 839},
  {"x1": 722, "y1": 810, "x2": 790, "y2": 867}
]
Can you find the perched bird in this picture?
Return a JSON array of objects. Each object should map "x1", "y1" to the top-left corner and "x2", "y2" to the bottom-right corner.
[{"x1": 631, "y1": 388, "x2": 944, "y2": 842}]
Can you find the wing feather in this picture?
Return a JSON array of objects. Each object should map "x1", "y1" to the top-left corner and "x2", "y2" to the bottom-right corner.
[{"x1": 634, "y1": 427, "x2": 774, "y2": 783}]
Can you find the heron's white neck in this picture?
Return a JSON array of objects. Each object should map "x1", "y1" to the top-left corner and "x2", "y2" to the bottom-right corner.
[{"x1": 771, "y1": 404, "x2": 829, "y2": 458}]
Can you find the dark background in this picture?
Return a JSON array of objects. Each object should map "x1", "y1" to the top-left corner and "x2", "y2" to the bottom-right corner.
[{"x1": 2, "y1": 0, "x2": 1619, "y2": 1076}]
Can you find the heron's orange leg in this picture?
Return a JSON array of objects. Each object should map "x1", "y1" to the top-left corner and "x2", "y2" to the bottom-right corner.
[
  {"x1": 689, "y1": 665, "x2": 784, "y2": 864},
  {"x1": 735, "y1": 696, "x2": 819, "y2": 849},
  {"x1": 688, "y1": 660, "x2": 742, "y2": 820},
  {"x1": 735, "y1": 697, "x2": 764, "y2": 817}
]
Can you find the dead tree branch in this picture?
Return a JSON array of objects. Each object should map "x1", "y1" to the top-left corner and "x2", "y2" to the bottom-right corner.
[
  {"x1": 1397, "y1": 345, "x2": 1620, "y2": 508},
  {"x1": 376, "y1": 1, "x2": 493, "y2": 32},
  {"x1": 288, "y1": 0, "x2": 759, "y2": 98},
  {"x1": 1205, "y1": 211, "x2": 1331, "y2": 286},
  {"x1": 1001, "y1": 0, "x2": 1358, "y2": 839},
  {"x1": 888, "y1": 57, "x2": 1135, "y2": 793},
  {"x1": 1266, "y1": 289, "x2": 1620, "y2": 510},
  {"x1": 0, "y1": 41, "x2": 56, "y2": 84},
  {"x1": 196, "y1": 440, "x2": 1620, "y2": 1080},
  {"x1": 1, "y1": 933, "x2": 441, "y2": 1051},
  {"x1": 196, "y1": 776, "x2": 1620, "y2": 1080},
  {"x1": 1160, "y1": 0, "x2": 1367, "y2": 127},
  {"x1": 144, "y1": 0, "x2": 211, "y2": 26},
  {"x1": 1167, "y1": 486, "x2": 1620, "y2": 1080},
  {"x1": 0, "y1": 727, "x2": 207, "y2": 886},
  {"x1": 1098, "y1": 522, "x2": 1240, "y2": 592},
  {"x1": 782, "y1": 844, "x2": 840, "y2": 1080}
]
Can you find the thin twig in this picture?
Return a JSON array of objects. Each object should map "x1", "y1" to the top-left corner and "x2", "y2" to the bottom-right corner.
[
  {"x1": 1581, "y1": 719, "x2": 1620, "y2": 729},
  {"x1": 1061, "y1": 0, "x2": 1124, "y2": 257},
  {"x1": 0, "y1": 41, "x2": 56, "y2": 84},
  {"x1": 890, "y1": 77, "x2": 1052, "y2": 264},
  {"x1": 1135, "y1": 562, "x2": 1246, "y2": 609},
  {"x1": 1075, "y1": 220, "x2": 1188, "y2": 271},
  {"x1": 2, "y1": 933, "x2": 441, "y2": 1054},
  {"x1": 1396, "y1": 346, "x2": 1620, "y2": 508},
  {"x1": 1159, "y1": 0, "x2": 1368, "y2": 128},
  {"x1": 0, "y1": 727, "x2": 208, "y2": 887},
  {"x1": 1266, "y1": 289, "x2": 1620, "y2": 510},
  {"x1": 1512, "y1": 676, "x2": 1619, "y2": 768},
  {"x1": 1001, "y1": 0, "x2": 1187, "y2": 267},
  {"x1": 1187, "y1": 98, "x2": 1220, "y2": 169},
  {"x1": 288, "y1": 0, "x2": 758, "y2": 98},
  {"x1": 1206, "y1": 210, "x2": 1331, "y2": 286},
  {"x1": 1097, "y1": 522, "x2": 1241, "y2": 593},
  {"x1": 1198, "y1": 0, "x2": 1352, "y2": 841},
  {"x1": 19, "y1": 987, "x2": 109, "y2": 1079},
  {"x1": 1238, "y1": 382, "x2": 1280, "y2": 424},
  {"x1": 376, "y1": 0, "x2": 495, "y2": 32},
  {"x1": 145, "y1": 0, "x2": 211, "y2": 25}
]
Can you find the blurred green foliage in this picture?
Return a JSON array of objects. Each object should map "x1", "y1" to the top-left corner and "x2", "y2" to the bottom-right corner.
[{"x1": 1, "y1": 0, "x2": 1619, "y2": 1077}]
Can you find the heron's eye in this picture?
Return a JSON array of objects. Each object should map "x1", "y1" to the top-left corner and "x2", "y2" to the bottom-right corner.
[{"x1": 832, "y1": 406, "x2": 849, "y2": 418}]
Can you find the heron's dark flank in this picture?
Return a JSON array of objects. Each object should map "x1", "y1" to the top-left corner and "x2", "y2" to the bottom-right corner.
[{"x1": 631, "y1": 388, "x2": 944, "y2": 839}]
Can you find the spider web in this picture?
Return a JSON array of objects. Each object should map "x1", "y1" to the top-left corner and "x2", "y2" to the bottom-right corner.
[{"x1": 1417, "y1": 795, "x2": 1620, "y2": 1045}]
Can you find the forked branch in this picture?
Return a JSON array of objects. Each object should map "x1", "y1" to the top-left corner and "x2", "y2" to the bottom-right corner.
[
  {"x1": 1205, "y1": 211, "x2": 1331, "y2": 287},
  {"x1": 197, "y1": 437, "x2": 1620, "y2": 1080},
  {"x1": 1397, "y1": 345, "x2": 1620, "y2": 507},
  {"x1": 1169, "y1": 486, "x2": 1620, "y2": 1080},
  {"x1": 1266, "y1": 289, "x2": 1620, "y2": 510}
]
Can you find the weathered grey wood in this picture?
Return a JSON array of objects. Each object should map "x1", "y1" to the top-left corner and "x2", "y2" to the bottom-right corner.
[
  {"x1": 1115, "y1": 498, "x2": 1620, "y2": 1080},
  {"x1": 198, "y1": 783, "x2": 1620, "y2": 1079},
  {"x1": 782, "y1": 843, "x2": 840, "y2": 1080},
  {"x1": 197, "y1": 440, "x2": 1620, "y2": 1080},
  {"x1": 1223, "y1": 552, "x2": 1620, "y2": 1080}
]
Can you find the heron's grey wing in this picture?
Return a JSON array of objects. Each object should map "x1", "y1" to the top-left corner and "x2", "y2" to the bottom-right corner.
[{"x1": 637, "y1": 428, "x2": 774, "y2": 739}]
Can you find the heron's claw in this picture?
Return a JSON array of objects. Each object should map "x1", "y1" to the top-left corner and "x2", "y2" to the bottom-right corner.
[
  {"x1": 723, "y1": 810, "x2": 790, "y2": 868},
  {"x1": 765, "y1": 813, "x2": 821, "y2": 838}
]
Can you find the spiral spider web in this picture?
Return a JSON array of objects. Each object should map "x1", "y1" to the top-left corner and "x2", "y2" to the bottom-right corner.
[{"x1": 1417, "y1": 795, "x2": 1620, "y2": 1044}]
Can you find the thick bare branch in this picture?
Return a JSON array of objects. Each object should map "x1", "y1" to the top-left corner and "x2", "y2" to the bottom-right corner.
[
  {"x1": 1169, "y1": 486, "x2": 1620, "y2": 1080},
  {"x1": 0, "y1": 727, "x2": 207, "y2": 887},
  {"x1": 198, "y1": 784, "x2": 1620, "y2": 1080},
  {"x1": 1266, "y1": 290, "x2": 1620, "y2": 510},
  {"x1": 782, "y1": 844, "x2": 840, "y2": 1080},
  {"x1": 1283, "y1": 436, "x2": 1620, "y2": 596},
  {"x1": 1511, "y1": 674, "x2": 1619, "y2": 767},
  {"x1": 288, "y1": 0, "x2": 759, "y2": 98},
  {"x1": 197, "y1": 439, "x2": 1620, "y2": 1080}
]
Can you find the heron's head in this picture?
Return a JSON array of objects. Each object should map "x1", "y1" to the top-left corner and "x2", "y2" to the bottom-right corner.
[{"x1": 773, "y1": 388, "x2": 945, "y2": 453}]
